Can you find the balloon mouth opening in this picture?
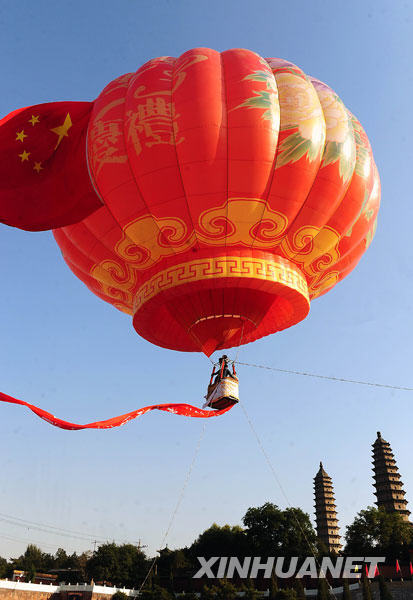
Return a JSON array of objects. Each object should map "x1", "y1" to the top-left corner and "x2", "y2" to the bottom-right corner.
[
  {"x1": 188, "y1": 314, "x2": 256, "y2": 357},
  {"x1": 132, "y1": 252, "x2": 310, "y2": 353}
]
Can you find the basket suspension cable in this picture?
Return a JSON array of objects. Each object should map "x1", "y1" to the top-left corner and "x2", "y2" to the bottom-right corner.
[
  {"x1": 209, "y1": 366, "x2": 216, "y2": 385},
  {"x1": 233, "y1": 318, "x2": 245, "y2": 366}
]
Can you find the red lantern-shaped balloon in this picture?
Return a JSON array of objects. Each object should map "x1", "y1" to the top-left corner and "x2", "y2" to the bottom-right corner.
[{"x1": 0, "y1": 48, "x2": 380, "y2": 356}]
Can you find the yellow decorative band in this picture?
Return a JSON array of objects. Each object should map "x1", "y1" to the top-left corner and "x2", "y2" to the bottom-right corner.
[{"x1": 133, "y1": 255, "x2": 309, "y2": 313}]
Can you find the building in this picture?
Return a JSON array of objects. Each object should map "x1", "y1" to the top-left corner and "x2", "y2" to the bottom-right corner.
[
  {"x1": 314, "y1": 462, "x2": 342, "y2": 554},
  {"x1": 372, "y1": 431, "x2": 410, "y2": 521}
]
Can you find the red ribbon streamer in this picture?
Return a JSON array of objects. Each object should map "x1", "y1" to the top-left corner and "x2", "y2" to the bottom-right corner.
[{"x1": 0, "y1": 391, "x2": 234, "y2": 430}]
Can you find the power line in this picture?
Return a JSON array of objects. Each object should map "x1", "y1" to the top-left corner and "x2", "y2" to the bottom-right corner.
[
  {"x1": 0, "y1": 530, "x2": 77, "y2": 552},
  {"x1": 0, "y1": 512, "x2": 133, "y2": 545},
  {"x1": 237, "y1": 361, "x2": 413, "y2": 392}
]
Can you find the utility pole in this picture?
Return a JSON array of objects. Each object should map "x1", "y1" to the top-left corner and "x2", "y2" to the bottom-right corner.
[{"x1": 137, "y1": 539, "x2": 148, "y2": 552}]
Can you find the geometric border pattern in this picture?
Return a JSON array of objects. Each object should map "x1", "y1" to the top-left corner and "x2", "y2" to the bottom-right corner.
[{"x1": 133, "y1": 255, "x2": 309, "y2": 313}]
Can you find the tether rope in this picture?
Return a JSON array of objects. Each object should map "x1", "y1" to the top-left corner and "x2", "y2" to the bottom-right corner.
[
  {"x1": 138, "y1": 421, "x2": 207, "y2": 593},
  {"x1": 237, "y1": 361, "x2": 413, "y2": 392},
  {"x1": 238, "y1": 399, "x2": 338, "y2": 600}
]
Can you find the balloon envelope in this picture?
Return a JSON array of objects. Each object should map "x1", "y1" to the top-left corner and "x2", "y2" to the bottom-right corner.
[{"x1": 0, "y1": 48, "x2": 380, "y2": 355}]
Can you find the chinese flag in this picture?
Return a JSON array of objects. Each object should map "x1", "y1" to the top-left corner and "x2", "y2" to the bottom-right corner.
[
  {"x1": 0, "y1": 101, "x2": 101, "y2": 231},
  {"x1": 396, "y1": 560, "x2": 401, "y2": 574},
  {"x1": 374, "y1": 565, "x2": 380, "y2": 577}
]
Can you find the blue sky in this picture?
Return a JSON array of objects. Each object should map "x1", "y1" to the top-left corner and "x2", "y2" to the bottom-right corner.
[{"x1": 0, "y1": 0, "x2": 412, "y2": 561}]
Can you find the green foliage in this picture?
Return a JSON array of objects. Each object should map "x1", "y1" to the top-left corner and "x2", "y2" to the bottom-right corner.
[
  {"x1": 26, "y1": 565, "x2": 36, "y2": 583},
  {"x1": 156, "y1": 547, "x2": 191, "y2": 590},
  {"x1": 316, "y1": 578, "x2": 329, "y2": 600},
  {"x1": 378, "y1": 575, "x2": 393, "y2": 600},
  {"x1": 276, "y1": 133, "x2": 321, "y2": 168},
  {"x1": 243, "y1": 579, "x2": 261, "y2": 599},
  {"x1": 322, "y1": 139, "x2": 355, "y2": 183},
  {"x1": 0, "y1": 557, "x2": 8, "y2": 578},
  {"x1": 139, "y1": 585, "x2": 173, "y2": 600},
  {"x1": 10, "y1": 544, "x2": 53, "y2": 574},
  {"x1": 361, "y1": 576, "x2": 372, "y2": 600},
  {"x1": 86, "y1": 543, "x2": 148, "y2": 588},
  {"x1": 53, "y1": 547, "x2": 89, "y2": 583},
  {"x1": 345, "y1": 507, "x2": 413, "y2": 559},
  {"x1": 213, "y1": 579, "x2": 238, "y2": 600},
  {"x1": 199, "y1": 580, "x2": 239, "y2": 600},
  {"x1": 8, "y1": 545, "x2": 89, "y2": 583},
  {"x1": 342, "y1": 579, "x2": 352, "y2": 600},
  {"x1": 111, "y1": 592, "x2": 129, "y2": 600},
  {"x1": 177, "y1": 594, "x2": 198, "y2": 600},
  {"x1": 200, "y1": 585, "x2": 216, "y2": 600},
  {"x1": 243, "y1": 503, "x2": 317, "y2": 557},
  {"x1": 190, "y1": 523, "x2": 249, "y2": 559},
  {"x1": 269, "y1": 573, "x2": 279, "y2": 600},
  {"x1": 293, "y1": 578, "x2": 306, "y2": 600},
  {"x1": 275, "y1": 589, "x2": 298, "y2": 600},
  {"x1": 234, "y1": 89, "x2": 277, "y2": 121}
]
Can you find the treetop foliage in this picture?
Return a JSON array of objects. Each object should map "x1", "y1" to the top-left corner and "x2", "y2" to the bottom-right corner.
[
  {"x1": 0, "y1": 502, "x2": 410, "y2": 595},
  {"x1": 345, "y1": 506, "x2": 413, "y2": 559}
]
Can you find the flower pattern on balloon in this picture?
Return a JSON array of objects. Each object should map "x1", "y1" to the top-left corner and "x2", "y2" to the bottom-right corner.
[
  {"x1": 312, "y1": 81, "x2": 356, "y2": 183},
  {"x1": 232, "y1": 68, "x2": 279, "y2": 126},
  {"x1": 272, "y1": 72, "x2": 326, "y2": 168}
]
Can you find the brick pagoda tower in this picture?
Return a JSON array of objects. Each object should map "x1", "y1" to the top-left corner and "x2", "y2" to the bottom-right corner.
[
  {"x1": 314, "y1": 462, "x2": 342, "y2": 553},
  {"x1": 372, "y1": 431, "x2": 410, "y2": 521}
]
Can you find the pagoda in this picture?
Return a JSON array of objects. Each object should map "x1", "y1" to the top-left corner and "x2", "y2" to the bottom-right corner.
[
  {"x1": 372, "y1": 431, "x2": 410, "y2": 521},
  {"x1": 314, "y1": 462, "x2": 342, "y2": 553}
]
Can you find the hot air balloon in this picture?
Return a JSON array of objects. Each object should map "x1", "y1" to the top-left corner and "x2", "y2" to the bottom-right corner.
[{"x1": 0, "y1": 48, "x2": 380, "y2": 360}]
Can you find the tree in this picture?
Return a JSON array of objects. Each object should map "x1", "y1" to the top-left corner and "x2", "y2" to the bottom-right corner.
[
  {"x1": 86, "y1": 543, "x2": 148, "y2": 588},
  {"x1": 112, "y1": 593, "x2": 129, "y2": 600},
  {"x1": 139, "y1": 585, "x2": 173, "y2": 600},
  {"x1": 345, "y1": 507, "x2": 413, "y2": 560},
  {"x1": 275, "y1": 589, "x2": 298, "y2": 600},
  {"x1": 361, "y1": 576, "x2": 372, "y2": 600},
  {"x1": 213, "y1": 579, "x2": 238, "y2": 600},
  {"x1": 269, "y1": 573, "x2": 279, "y2": 600},
  {"x1": 243, "y1": 579, "x2": 260, "y2": 599},
  {"x1": 243, "y1": 503, "x2": 317, "y2": 557},
  {"x1": 10, "y1": 544, "x2": 53, "y2": 575},
  {"x1": 190, "y1": 523, "x2": 249, "y2": 560},
  {"x1": 342, "y1": 579, "x2": 351, "y2": 600},
  {"x1": 177, "y1": 594, "x2": 198, "y2": 600},
  {"x1": 52, "y1": 548, "x2": 88, "y2": 583},
  {"x1": 200, "y1": 585, "x2": 216, "y2": 600},
  {"x1": 316, "y1": 578, "x2": 329, "y2": 600},
  {"x1": 27, "y1": 565, "x2": 36, "y2": 583},
  {"x1": 378, "y1": 575, "x2": 393, "y2": 600},
  {"x1": 0, "y1": 557, "x2": 8, "y2": 579},
  {"x1": 293, "y1": 578, "x2": 306, "y2": 600},
  {"x1": 156, "y1": 547, "x2": 191, "y2": 591}
]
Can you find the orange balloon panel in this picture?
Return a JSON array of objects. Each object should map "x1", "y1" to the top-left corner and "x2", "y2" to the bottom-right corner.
[{"x1": 54, "y1": 48, "x2": 380, "y2": 355}]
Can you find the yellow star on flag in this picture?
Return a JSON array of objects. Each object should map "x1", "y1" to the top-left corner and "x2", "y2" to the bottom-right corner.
[
  {"x1": 33, "y1": 161, "x2": 43, "y2": 173},
  {"x1": 19, "y1": 150, "x2": 30, "y2": 162},
  {"x1": 29, "y1": 115, "x2": 40, "y2": 126},
  {"x1": 50, "y1": 113, "x2": 72, "y2": 149},
  {"x1": 16, "y1": 130, "x2": 27, "y2": 142}
]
